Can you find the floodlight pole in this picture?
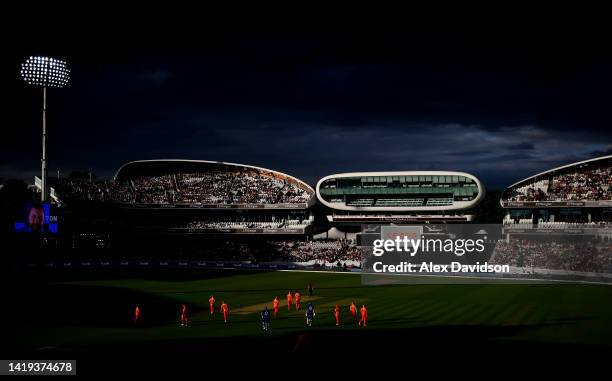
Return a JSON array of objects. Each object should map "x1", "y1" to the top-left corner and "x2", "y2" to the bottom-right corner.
[
  {"x1": 21, "y1": 56, "x2": 70, "y2": 203},
  {"x1": 41, "y1": 86, "x2": 48, "y2": 202}
]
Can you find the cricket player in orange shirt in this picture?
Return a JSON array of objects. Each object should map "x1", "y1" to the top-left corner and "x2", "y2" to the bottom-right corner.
[
  {"x1": 134, "y1": 305, "x2": 141, "y2": 325},
  {"x1": 358, "y1": 305, "x2": 368, "y2": 327},
  {"x1": 295, "y1": 291, "x2": 302, "y2": 310},
  {"x1": 286, "y1": 291, "x2": 293, "y2": 310},
  {"x1": 220, "y1": 301, "x2": 229, "y2": 323},
  {"x1": 180, "y1": 304, "x2": 188, "y2": 327},
  {"x1": 209, "y1": 295, "x2": 216, "y2": 316},
  {"x1": 349, "y1": 302, "x2": 357, "y2": 323},
  {"x1": 334, "y1": 305, "x2": 341, "y2": 326},
  {"x1": 273, "y1": 296, "x2": 279, "y2": 317}
]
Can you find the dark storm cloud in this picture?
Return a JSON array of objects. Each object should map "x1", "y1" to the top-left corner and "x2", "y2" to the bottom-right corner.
[
  {"x1": 590, "y1": 145, "x2": 612, "y2": 157},
  {"x1": 507, "y1": 142, "x2": 535, "y2": 151},
  {"x1": 4, "y1": 26, "x2": 612, "y2": 189}
]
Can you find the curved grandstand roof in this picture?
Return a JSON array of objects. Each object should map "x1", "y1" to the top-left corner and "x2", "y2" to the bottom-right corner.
[
  {"x1": 505, "y1": 155, "x2": 612, "y2": 190},
  {"x1": 501, "y1": 155, "x2": 612, "y2": 208},
  {"x1": 113, "y1": 159, "x2": 315, "y2": 194},
  {"x1": 316, "y1": 171, "x2": 485, "y2": 212}
]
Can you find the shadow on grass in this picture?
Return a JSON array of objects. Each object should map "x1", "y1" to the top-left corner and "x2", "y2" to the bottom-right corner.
[
  {"x1": 0, "y1": 268, "x2": 264, "y2": 283},
  {"x1": 10, "y1": 321, "x2": 611, "y2": 355},
  {"x1": 3, "y1": 283, "x2": 187, "y2": 328}
]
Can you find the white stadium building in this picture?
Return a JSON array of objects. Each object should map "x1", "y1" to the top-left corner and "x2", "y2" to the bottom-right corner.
[{"x1": 316, "y1": 171, "x2": 485, "y2": 224}]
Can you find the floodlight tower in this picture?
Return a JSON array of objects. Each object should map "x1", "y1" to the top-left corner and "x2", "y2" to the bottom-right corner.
[{"x1": 20, "y1": 56, "x2": 70, "y2": 202}]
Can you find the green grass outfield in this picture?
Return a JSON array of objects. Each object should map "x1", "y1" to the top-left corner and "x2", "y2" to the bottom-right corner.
[{"x1": 3, "y1": 269, "x2": 612, "y2": 354}]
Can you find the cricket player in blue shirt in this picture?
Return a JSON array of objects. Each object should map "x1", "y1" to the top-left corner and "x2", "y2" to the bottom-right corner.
[
  {"x1": 306, "y1": 303, "x2": 315, "y2": 326},
  {"x1": 261, "y1": 306, "x2": 271, "y2": 331}
]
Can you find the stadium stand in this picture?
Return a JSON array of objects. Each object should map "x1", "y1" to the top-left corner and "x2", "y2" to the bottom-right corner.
[
  {"x1": 122, "y1": 239, "x2": 361, "y2": 267},
  {"x1": 318, "y1": 172, "x2": 482, "y2": 210},
  {"x1": 179, "y1": 217, "x2": 313, "y2": 231},
  {"x1": 271, "y1": 240, "x2": 361, "y2": 265},
  {"x1": 56, "y1": 173, "x2": 312, "y2": 207},
  {"x1": 493, "y1": 239, "x2": 612, "y2": 273},
  {"x1": 55, "y1": 179, "x2": 135, "y2": 203},
  {"x1": 316, "y1": 171, "x2": 484, "y2": 224},
  {"x1": 503, "y1": 155, "x2": 612, "y2": 203},
  {"x1": 501, "y1": 156, "x2": 612, "y2": 226}
]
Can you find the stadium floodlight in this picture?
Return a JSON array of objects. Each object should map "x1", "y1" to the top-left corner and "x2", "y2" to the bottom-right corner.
[{"x1": 20, "y1": 56, "x2": 71, "y2": 202}]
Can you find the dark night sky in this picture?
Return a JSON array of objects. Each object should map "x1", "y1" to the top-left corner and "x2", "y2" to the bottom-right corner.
[{"x1": 4, "y1": 19, "x2": 612, "y2": 189}]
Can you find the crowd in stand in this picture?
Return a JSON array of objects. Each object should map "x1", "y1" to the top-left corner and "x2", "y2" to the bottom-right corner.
[
  {"x1": 133, "y1": 175, "x2": 173, "y2": 204},
  {"x1": 504, "y1": 220, "x2": 612, "y2": 228},
  {"x1": 142, "y1": 239, "x2": 361, "y2": 267},
  {"x1": 171, "y1": 241, "x2": 260, "y2": 262},
  {"x1": 181, "y1": 219, "x2": 311, "y2": 230},
  {"x1": 548, "y1": 166, "x2": 612, "y2": 201},
  {"x1": 506, "y1": 187, "x2": 547, "y2": 202},
  {"x1": 506, "y1": 166, "x2": 612, "y2": 202},
  {"x1": 271, "y1": 240, "x2": 362, "y2": 265},
  {"x1": 55, "y1": 179, "x2": 134, "y2": 203},
  {"x1": 56, "y1": 171, "x2": 312, "y2": 205},
  {"x1": 173, "y1": 172, "x2": 309, "y2": 204},
  {"x1": 493, "y1": 239, "x2": 612, "y2": 273}
]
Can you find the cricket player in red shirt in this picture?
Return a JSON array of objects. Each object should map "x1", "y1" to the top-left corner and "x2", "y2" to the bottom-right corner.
[
  {"x1": 209, "y1": 295, "x2": 216, "y2": 316},
  {"x1": 295, "y1": 291, "x2": 302, "y2": 310},
  {"x1": 286, "y1": 291, "x2": 293, "y2": 310},
  {"x1": 220, "y1": 301, "x2": 229, "y2": 323},
  {"x1": 181, "y1": 304, "x2": 188, "y2": 327},
  {"x1": 358, "y1": 305, "x2": 368, "y2": 327},
  {"x1": 134, "y1": 305, "x2": 141, "y2": 325},
  {"x1": 273, "y1": 296, "x2": 279, "y2": 317},
  {"x1": 349, "y1": 302, "x2": 357, "y2": 322},
  {"x1": 334, "y1": 305, "x2": 341, "y2": 326}
]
